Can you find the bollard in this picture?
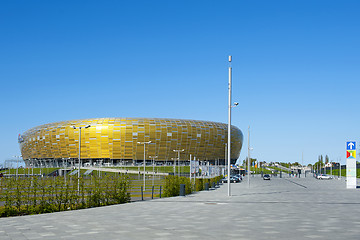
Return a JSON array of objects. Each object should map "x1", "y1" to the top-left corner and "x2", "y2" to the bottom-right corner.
[
  {"x1": 141, "y1": 186, "x2": 144, "y2": 201},
  {"x1": 180, "y1": 184, "x2": 186, "y2": 196},
  {"x1": 160, "y1": 186, "x2": 162, "y2": 198},
  {"x1": 212, "y1": 182, "x2": 215, "y2": 189},
  {"x1": 280, "y1": 171, "x2": 282, "y2": 178},
  {"x1": 152, "y1": 186, "x2": 154, "y2": 199},
  {"x1": 205, "y1": 182, "x2": 209, "y2": 191}
]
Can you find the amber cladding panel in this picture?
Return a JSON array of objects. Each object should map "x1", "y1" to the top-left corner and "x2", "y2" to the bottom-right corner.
[{"x1": 19, "y1": 118, "x2": 243, "y2": 162}]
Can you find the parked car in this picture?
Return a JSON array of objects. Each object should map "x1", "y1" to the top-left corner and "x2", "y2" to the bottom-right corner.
[
  {"x1": 234, "y1": 174, "x2": 243, "y2": 181},
  {"x1": 263, "y1": 174, "x2": 271, "y2": 180},
  {"x1": 317, "y1": 174, "x2": 332, "y2": 180},
  {"x1": 221, "y1": 176, "x2": 241, "y2": 183},
  {"x1": 231, "y1": 175, "x2": 242, "y2": 182}
]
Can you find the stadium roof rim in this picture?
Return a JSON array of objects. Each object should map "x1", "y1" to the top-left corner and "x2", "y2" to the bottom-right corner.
[{"x1": 30, "y1": 117, "x2": 239, "y2": 128}]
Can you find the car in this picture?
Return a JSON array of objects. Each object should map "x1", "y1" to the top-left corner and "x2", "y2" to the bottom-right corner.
[
  {"x1": 231, "y1": 175, "x2": 242, "y2": 182},
  {"x1": 317, "y1": 174, "x2": 332, "y2": 180},
  {"x1": 234, "y1": 174, "x2": 243, "y2": 181},
  {"x1": 221, "y1": 176, "x2": 241, "y2": 183},
  {"x1": 263, "y1": 174, "x2": 271, "y2": 180},
  {"x1": 230, "y1": 176, "x2": 241, "y2": 183}
]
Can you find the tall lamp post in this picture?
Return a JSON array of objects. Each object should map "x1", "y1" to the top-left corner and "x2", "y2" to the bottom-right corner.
[
  {"x1": 171, "y1": 158, "x2": 176, "y2": 175},
  {"x1": 71, "y1": 125, "x2": 91, "y2": 193},
  {"x1": 137, "y1": 141, "x2": 152, "y2": 189},
  {"x1": 227, "y1": 55, "x2": 239, "y2": 196},
  {"x1": 339, "y1": 157, "x2": 341, "y2": 179},
  {"x1": 149, "y1": 156, "x2": 158, "y2": 186},
  {"x1": 247, "y1": 126, "x2": 253, "y2": 188},
  {"x1": 173, "y1": 149, "x2": 184, "y2": 176},
  {"x1": 13, "y1": 155, "x2": 22, "y2": 179}
]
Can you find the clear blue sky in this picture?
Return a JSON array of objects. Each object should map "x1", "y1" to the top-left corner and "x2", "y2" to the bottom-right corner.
[{"x1": 1, "y1": 0, "x2": 359, "y2": 166}]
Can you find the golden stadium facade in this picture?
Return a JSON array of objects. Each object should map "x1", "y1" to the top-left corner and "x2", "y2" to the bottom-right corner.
[{"x1": 19, "y1": 118, "x2": 243, "y2": 166}]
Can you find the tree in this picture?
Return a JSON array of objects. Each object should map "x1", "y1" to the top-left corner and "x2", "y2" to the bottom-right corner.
[{"x1": 243, "y1": 158, "x2": 257, "y2": 167}]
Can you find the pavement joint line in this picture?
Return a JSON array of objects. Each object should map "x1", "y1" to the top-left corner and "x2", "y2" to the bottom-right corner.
[{"x1": 284, "y1": 178, "x2": 308, "y2": 188}]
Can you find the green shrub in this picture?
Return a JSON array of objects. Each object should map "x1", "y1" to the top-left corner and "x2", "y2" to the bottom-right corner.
[
  {"x1": 195, "y1": 178, "x2": 203, "y2": 191},
  {"x1": 163, "y1": 176, "x2": 178, "y2": 197},
  {"x1": 164, "y1": 175, "x2": 224, "y2": 197},
  {"x1": 0, "y1": 173, "x2": 129, "y2": 217},
  {"x1": 162, "y1": 175, "x2": 193, "y2": 197},
  {"x1": 110, "y1": 175, "x2": 131, "y2": 204}
]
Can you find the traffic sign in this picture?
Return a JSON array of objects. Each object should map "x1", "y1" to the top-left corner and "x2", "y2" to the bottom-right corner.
[
  {"x1": 347, "y1": 141, "x2": 356, "y2": 150},
  {"x1": 347, "y1": 150, "x2": 356, "y2": 159},
  {"x1": 346, "y1": 141, "x2": 357, "y2": 189}
]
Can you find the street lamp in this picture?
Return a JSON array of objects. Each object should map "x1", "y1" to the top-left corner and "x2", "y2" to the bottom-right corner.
[
  {"x1": 173, "y1": 149, "x2": 184, "y2": 176},
  {"x1": 171, "y1": 157, "x2": 177, "y2": 175},
  {"x1": 247, "y1": 126, "x2": 253, "y2": 188},
  {"x1": 149, "y1": 156, "x2": 158, "y2": 186},
  {"x1": 13, "y1": 155, "x2": 22, "y2": 179},
  {"x1": 227, "y1": 55, "x2": 239, "y2": 197},
  {"x1": 339, "y1": 157, "x2": 342, "y2": 179},
  {"x1": 71, "y1": 124, "x2": 91, "y2": 193},
  {"x1": 31, "y1": 159, "x2": 34, "y2": 176},
  {"x1": 137, "y1": 141, "x2": 152, "y2": 189}
]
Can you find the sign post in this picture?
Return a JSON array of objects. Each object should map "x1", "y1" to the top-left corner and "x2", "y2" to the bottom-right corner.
[{"x1": 346, "y1": 141, "x2": 357, "y2": 189}]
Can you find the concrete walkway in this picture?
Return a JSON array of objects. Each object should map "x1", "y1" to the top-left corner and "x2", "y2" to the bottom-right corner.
[
  {"x1": 82, "y1": 166, "x2": 170, "y2": 176},
  {"x1": 1, "y1": 175, "x2": 360, "y2": 240}
]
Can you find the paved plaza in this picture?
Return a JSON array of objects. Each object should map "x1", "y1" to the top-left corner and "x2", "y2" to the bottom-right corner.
[{"x1": 1, "y1": 175, "x2": 360, "y2": 240}]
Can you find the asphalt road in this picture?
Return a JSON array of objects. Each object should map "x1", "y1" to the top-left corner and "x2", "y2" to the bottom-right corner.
[{"x1": 0, "y1": 175, "x2": 359, "y2": 240}]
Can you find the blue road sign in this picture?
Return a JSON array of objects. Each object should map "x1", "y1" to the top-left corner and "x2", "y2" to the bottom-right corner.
[{"x1": 347, "y1": 141, "x2": 356, "y2": 150}]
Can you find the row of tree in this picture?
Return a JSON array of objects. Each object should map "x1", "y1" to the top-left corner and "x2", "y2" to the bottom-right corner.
[
  {"x1": 242, "y1": 155, "x2": 335, "y2": 170},
  {"x1": 0, "y1": 175, "x2": 131, "y2": 217}
]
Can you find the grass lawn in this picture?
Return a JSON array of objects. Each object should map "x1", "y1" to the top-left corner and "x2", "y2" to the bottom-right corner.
[{"x1": 107, "y1": 166, "x2": 190, "y2": 174}]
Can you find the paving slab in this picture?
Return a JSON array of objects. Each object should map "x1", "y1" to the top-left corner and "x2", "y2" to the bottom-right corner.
[{"x1": 0, "y1": 175, "x2": 359, "y2": 239}]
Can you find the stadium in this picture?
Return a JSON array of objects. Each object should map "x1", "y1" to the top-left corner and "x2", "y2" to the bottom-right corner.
[{"x1": 19, "y1": 118, "x2": 243, "y2": 167}]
